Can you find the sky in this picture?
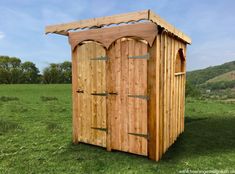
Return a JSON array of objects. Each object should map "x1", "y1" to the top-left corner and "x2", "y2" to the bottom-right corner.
[{"x1": 0, "y1": 0, "x2": 235, "y2": 72}]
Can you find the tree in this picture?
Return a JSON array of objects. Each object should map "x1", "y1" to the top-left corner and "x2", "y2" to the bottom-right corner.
[
  {"x1": 42, "y1": 61, "x2": 72, "y2": 84},
  {"x1": 0, "y1": 56, "x2": 22, "y2": 84},
  {"x1": 43, "y1": 63, "x2": 61, "y2": 84},
  {"x1": 60, "y1": 61, "x2": 72, "y2": 83},
  {"x1": 21, "y1": 61, "x2": 40, "y2": 83},
  {"x1": 185, "y1": 81, "x2": 201, "y2": 98}
]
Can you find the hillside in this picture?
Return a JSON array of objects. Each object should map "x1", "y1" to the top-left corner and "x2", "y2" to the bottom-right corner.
[
  {"x1": 186, "y1": 60, "x2": 235, "y2": 99},
  {"x1": 187, "y1": 61, "x2": 235, "y2": 85},
  {"x1": 206, "y1": 70, "x2": 235, "y2": 83}
]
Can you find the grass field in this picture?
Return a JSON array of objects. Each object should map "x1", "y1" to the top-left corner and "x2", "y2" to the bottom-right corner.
[{"x1": 0, "y1": 84, "x2": 235, "y2": 174}]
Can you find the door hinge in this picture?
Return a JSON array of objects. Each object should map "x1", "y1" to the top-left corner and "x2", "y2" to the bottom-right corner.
[
  {"x1": 128, "y1": 94, "x2": 149, "y2": 100},
  {"x1": 128, "y1": 132, "x2": 149, "y2": 140},
  {"x1": 90, "y1": 56, "x2": 108, "y2": 61},
  {"x1": 91, "y1": 92, "x2": 118, "y2": 96},
  {"x1": 108, "y1": 92, "x2": 118, "y2": 95},
  {"x1": 91, "y1": 92, "x2": 108, "y2": 96},
  {"x1": 128, "y1": 53, "x2": 149, "y2": 60},
  {"x1": 91, "y1": 127, "x2": 107, "y2": 132}
]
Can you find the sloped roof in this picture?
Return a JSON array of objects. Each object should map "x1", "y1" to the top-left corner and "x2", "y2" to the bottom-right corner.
[{"x1": 45, "y1": 10, "x2": 191, "y2": 44}]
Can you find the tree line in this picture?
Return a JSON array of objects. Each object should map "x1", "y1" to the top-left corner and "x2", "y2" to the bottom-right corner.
[
  {"x1": 1, "y1": 56, "x2": 216, "y2": 99},
  {"x1": 0, "y1": 56, "x2": 71, "y2": 84}
]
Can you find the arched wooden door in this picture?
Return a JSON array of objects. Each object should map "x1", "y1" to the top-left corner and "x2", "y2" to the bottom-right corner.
[
  {"x1": 75, "y1": 42, "x2": 107, "y2": 147},
  {"x1": 74, "y1": 39, "x2": 148, "y2": 156},
  {"x1": 107, "y1": 38, "x2": 148, "y2": 156}
]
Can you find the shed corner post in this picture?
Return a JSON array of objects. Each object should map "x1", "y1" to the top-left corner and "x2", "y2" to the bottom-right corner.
[{"x1": 147, "y1": 35, "x2": 161, "y2": 161}]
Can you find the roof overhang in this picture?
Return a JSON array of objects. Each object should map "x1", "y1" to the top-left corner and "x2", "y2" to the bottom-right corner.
[{"x1": 45, "y1": 10, "x2": 191, "y2": 44}]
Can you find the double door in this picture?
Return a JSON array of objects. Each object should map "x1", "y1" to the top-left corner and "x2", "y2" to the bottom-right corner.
[{"x1": 75, "y1": 38, "x2": 148, "y2": 156}]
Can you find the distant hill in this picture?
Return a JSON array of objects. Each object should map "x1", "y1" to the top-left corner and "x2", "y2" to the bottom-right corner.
[
  {"x1": 206, "y1": 70, "x2": 235, "y2": 83},
  {"x1": 187, "y1": 61, "x2": 235, "y2": 85}
]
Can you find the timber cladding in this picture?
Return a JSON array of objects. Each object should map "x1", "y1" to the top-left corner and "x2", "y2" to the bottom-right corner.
[{"x1": 45, "y1": 10, "x2": 191, "y2": 161}]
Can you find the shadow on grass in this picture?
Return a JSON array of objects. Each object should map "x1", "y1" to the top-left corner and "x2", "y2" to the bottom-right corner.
[
  {"x1": 58, "y1": 115, "x2": 235, "y2": 169},
  {"x1": 59, "y1": 142, "x2": 156, "y2": 173},
  {"x1": 185, "y1": 117, "x2": 209, "y2": 124},
  {"x1": 162, "y1": 116, "x2": 235, "y2": 161}
]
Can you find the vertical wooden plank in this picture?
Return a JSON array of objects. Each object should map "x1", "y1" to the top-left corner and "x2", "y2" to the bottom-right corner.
[
  {"x1": 155, "y1": 35, "x2": 161, "y2": 160},
  {"x1": 110, "y1": 39, "x2": 122, "y2": 150},
  {"x1": 120, "y1": 39, "x2": 129, "y2": 152},
  {"x1": 140, "y1": 40, "x2": 148, "y2": 155},
  {"x1": 106, "y1": 44, "x2": 114, "y2": 151},
  {"x1": 147, "y1": 39, "x2": 156, "y2": 159},
  {"x1": 179, "y1": 75, "x2": 182, "y2": 134},
  {"x1": 172, "y1": 39, "x2": 176, "y2": 142},
  {"x1": 77, "y1": 45, "x2": 85, "y2": 142},
  {"x1": 171, "y1": 36, "x2": 175, "y2": 145},
  {"x1": 163, "y1": 33, "x2": 167, "y2": 153},
  {"x1": 135, "y1": 40, "x2": 141, "y2": 154},
  {"x1": 175, "y1": 40, "x2": 179, "y2": 137},
  {"x1": 165, "y1": 34, "x2": 168, "y2": 150},
  {"x1": 86, "y1": 43, "x2": 92, "y2": 144},
  {"x1": 167, "y1": 35, "x2": 171, "y2": 148},
  {"x1": 128, "y1": 39, "x2": 135, "y2": 154},
  {"x1": 91, "y1": 43, "x2": 97, "y2": 145},
  {"x1": 169, "y1": 35, "x2": 173, "y2": 146},
  {"x1": 100, "y1": 44, "x2": 107, "y2": 146},
  {"x1": 159, "y1": 32, "x2": 165, "y2": 157},
  {"x1": 182, "y1": 44, "x2": 187, "y2": 133},
  {"x1": 72, "y1": 47, "x2": 79, "y2": 144},
  {"x1": 94, "y1": 43, "x2": 106, "y2": 147}
]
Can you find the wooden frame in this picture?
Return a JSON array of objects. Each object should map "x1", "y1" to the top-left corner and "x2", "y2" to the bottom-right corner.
[
  {"x1": 45, "y1": 10, "x2": 191, "y2": 161},
  {"x1": 45, "y1": 10, "x2": 191, "y2": 44}
]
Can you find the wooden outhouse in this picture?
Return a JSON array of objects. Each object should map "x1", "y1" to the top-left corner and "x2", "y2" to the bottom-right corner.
[{"x1": 45, "y1": 10, "x2": 191, "y2": 161}]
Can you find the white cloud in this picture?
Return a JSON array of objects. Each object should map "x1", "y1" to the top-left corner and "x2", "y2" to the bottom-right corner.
[{"x1": 0, "y1": 32, "x2": 5, "y2": 39}]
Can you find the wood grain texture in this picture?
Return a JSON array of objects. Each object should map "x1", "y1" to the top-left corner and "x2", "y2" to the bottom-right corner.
[
  {"x1": 157, "y1": 31, "x2": 187, "y2": 156},
  {"x1": 148, "y1": 10, "x2": 191, "y2": 44},
  {"x1": 107, "y1": 38, "x2": 148, "y2": 156},
  {"x1": 45, "y1": 10, "x2": 191, "y2": 44},
  {"x1": 75, "y1": 42, "x2": 107, "y2": 147},
  {"x1": 46, "y1": 10, "x2": 149, "y2": 33},
  {"x1": 69, "y1": 22, "x2": 157, "y2": 50},
  {"x1": 71, "y1": 29, "x2": 188, "y2": 161},
  {"x1": 72, "y1": 46, "x2": 79, "y2": 144}
]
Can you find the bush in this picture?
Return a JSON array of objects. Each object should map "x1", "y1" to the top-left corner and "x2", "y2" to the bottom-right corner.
[{"x1": 185, "y1": 81, "x2": 201, "y2": 98}]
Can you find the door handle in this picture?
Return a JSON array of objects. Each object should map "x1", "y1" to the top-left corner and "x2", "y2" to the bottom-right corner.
[{"x1": 76, "y1": 90, "x2": 84, "y2": 93}]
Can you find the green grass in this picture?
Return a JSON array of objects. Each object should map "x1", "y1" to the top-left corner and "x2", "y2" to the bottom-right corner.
[{"x1": 0, "y1": 84, "x2": 235, "y2": 174}]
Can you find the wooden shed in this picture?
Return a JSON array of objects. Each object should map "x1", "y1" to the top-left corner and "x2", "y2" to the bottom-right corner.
[{"x1": 45, "y1": 10, "x2": 191, "y2": 161}]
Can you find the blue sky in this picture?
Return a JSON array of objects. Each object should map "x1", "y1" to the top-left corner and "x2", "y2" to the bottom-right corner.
[{"x1": 0, "y1": 0, "x2": 234, "y2": 72}]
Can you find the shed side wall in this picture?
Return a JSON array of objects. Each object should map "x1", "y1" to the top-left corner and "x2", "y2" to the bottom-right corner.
[{"x1": 159, "y1": 31, "x2": 187, "y2": 157}]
